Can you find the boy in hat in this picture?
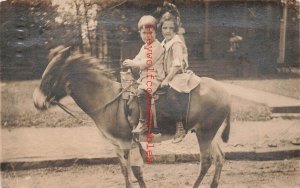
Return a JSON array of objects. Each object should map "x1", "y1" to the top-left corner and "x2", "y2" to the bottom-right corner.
[{"x1": 123, "y1": 15, "x2": 165, "y2": 133}]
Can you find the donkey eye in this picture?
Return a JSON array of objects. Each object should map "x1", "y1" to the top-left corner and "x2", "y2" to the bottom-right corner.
[{"x1": 52, "y1": 80, "x2": 58, "y2": 88}]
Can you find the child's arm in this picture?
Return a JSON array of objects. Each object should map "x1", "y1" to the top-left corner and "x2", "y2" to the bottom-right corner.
[
  {"x1": 123, "y1": 47, "x2": 143, "y2": 68},
  {"x1": 161, "y1": 42, "x2": 183, "y2": 87},
  {"x1": 123, "y1": 42, "x2": 163, "y2": 69},
  {"x1": 138, "y1": 43, "x2": 163, "y2": 70}
]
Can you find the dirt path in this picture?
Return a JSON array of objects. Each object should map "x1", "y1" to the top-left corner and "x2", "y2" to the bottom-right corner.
[{"x1": 2, "y1": 159, "x2": 300, "y2": 188}]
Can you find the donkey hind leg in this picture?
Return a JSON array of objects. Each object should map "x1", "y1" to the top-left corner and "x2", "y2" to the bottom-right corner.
[
  {"x1": 210, "y1": 140, "x2": 225, "y2": 188},
  {"x1": 193, "y1": 131, "x2": 214, "y2": 188},
  {"x1": 116, "y1": 148, "x2": 133, "y2": 188},
  {"x1": 130, "y1": 143, "x2": 146, "y2": 188}
]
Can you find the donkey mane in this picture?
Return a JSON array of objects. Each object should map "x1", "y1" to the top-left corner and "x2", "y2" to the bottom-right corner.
[{"x1": 63, "y1": 53, "x2": 116, "y2": 81}]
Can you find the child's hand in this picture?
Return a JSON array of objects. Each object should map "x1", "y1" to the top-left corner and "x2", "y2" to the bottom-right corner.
[
  {"x1": 161, "y1": 79, "x2": 169, "y2": 87},
  {"x1": 123, "y1": 59, "x2": 135, "y2": 67}
]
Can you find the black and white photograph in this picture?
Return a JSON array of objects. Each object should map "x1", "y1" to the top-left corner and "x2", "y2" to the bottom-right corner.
[{"x1": 1, "y1": 0, "x2": 300, "y2": 187}]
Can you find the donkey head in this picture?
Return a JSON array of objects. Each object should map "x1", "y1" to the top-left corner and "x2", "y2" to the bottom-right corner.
[{"x1": 33, "y1": 46, "x2": 71, "y2": 110}]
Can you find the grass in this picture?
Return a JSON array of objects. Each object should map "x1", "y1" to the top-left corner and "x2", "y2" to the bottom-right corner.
[
  {"x1": 230, "y1": 96, "x2": 271, "y2": 121},
  {"x1": 1, "y1": 80, "x2": 93, "y2": 128},
  {"x1": 1, "y1": 79, "x2": 272, "y2": 128}
]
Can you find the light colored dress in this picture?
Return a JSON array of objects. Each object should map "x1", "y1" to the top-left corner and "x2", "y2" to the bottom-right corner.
[
  {"x1": 161, "y1": 34, "x2": 189, "y2": 74},
  {"x1": 133, "y1": 39, "x2": 165, "y2": 94},
  {"x1": 161, "y1": 35, "x2": 200, "y2": 93}
]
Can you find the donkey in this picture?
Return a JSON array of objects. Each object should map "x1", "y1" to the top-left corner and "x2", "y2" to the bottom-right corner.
[{"x1": 33, "y1": 46, "x2": 231, "y2": 188}]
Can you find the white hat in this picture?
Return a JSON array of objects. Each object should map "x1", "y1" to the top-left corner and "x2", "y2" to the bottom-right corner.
[{"x1": 138, "y1": 15, "x2": 157, "y2": 30}]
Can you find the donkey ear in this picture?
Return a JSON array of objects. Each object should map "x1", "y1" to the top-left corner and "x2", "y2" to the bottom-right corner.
[
  {"x1": 42, "y1": 46, "x2": 72, "y2": 79},
  {"x1": 48, "y1": 46, "x2": 71, "y2": 62},
  {"x1": 65, "y1": 81, "x2": 72, "y2": 95},
  {"x1": 48, "y1": 45, "x2": 65, "y2": 62},
  {"x1": 59, "y1": 46, "x2": 71, "y2": 54}
]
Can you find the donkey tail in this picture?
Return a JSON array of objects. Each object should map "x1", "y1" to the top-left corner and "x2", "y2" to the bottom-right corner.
[{"x1": 221, "y1": 106, "x2": 231, "y2": 143}]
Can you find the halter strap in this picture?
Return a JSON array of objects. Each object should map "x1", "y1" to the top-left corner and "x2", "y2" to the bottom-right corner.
[{"x1": 51, "y1": 82, "x2": 137, "y2": 119}]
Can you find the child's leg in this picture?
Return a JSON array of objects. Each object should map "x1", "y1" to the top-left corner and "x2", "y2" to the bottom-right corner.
[
  {"x1": 132, "y1": 89, "x2": 150, "y2": 133},
  {"x1": 167, "y1": 88, "x2": 186, "y2": 143},
  {"x1": 137, "y1": 89, "x2": 147, "y2": 123}
]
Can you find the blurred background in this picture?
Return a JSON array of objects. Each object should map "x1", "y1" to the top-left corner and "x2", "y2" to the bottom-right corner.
[{"x1": 0, "y1": 0, "x2": 299, "y2": 80}]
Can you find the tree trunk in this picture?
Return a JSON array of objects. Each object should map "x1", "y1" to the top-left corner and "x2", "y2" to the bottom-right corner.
[
  {"x1": 83, "y1": 0, "x2": 93, "y2": 56},
  {"x1": 95, "y1": 10, "x2": 101, "y2": 58},
  {"x1": 75, "y1": 0, "x2": 84, "y2": 53}
]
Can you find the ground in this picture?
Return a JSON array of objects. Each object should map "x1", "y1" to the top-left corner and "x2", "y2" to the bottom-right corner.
[
  {"x1": 1, "y1": 78, "x2": 299, "y2": 188},
  {"x1": 2, "y1": 159, "x2": 300, "y2": 188}
]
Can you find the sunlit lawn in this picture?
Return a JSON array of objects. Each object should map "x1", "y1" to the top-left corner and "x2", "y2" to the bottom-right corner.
[
  {"x1": 1, "y1": 78, "x2": 274, "y2": 128},
  {"x1": 1, "y1": 80, "x2": 92, "y2": 128}
]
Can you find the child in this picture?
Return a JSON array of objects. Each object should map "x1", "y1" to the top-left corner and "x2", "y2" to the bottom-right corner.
[
  {"x1": 159, "y1": 11, "x2": 189, "y2": 143},
  {"x1": 123, "y1": 15, "x2": 165, "y2": 133}
]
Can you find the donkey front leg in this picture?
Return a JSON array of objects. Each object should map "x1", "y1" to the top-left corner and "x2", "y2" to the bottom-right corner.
[
  {"x1": 116, "y1": 148, "x2": 133, "y2": 188},
  {"x1": 130, "y1": 143, "x2": 146, "y2": 188},
  {"x1": 132, "y1": 166, "x2": 146, "y2": 188}
]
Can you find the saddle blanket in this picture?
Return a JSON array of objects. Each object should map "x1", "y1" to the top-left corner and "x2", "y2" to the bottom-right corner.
[{"x1": 169, "y1": 72, "x2": 201, "y2": 93}]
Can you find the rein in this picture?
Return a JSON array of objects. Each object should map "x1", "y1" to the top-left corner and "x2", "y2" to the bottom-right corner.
[
  {"x1": 50, "y1": 82, "x2": 137, "y2": 120},
  {"x1": 51, "y1": 100, "x2": 82, "y2": 122}
]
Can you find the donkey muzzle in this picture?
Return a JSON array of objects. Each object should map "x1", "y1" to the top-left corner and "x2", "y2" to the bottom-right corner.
[{"x1": 33, "y1": 88, "x2": 50, "y2": 111}]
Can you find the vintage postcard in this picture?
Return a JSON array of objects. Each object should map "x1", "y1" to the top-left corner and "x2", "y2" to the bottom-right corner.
[{"x1": 1, "y1": 0, "x2": 300, "y2": 187}]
